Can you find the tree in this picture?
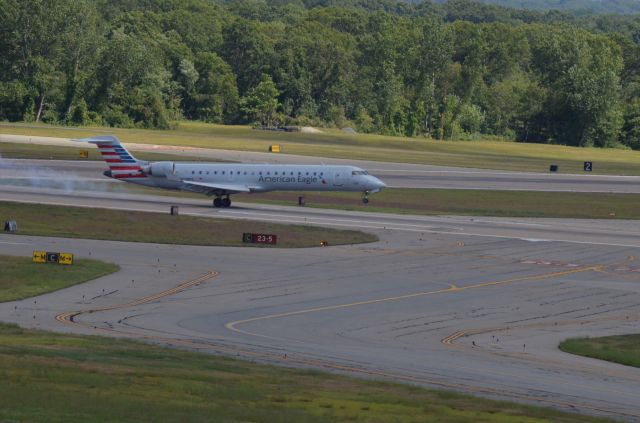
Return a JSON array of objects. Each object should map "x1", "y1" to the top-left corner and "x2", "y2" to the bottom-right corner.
[
  {"x1": 187, "y1": 53, "x2": 239, "y2": 123},
  {"x1": 528, "y1": 26, "x2": 624, "y2": 146},
  {"x1": 59, "y1": 0, "x2": 102, "y2": 121},
  {"x1": 241, "y1": 74, "x2": 280, "y2": 127},
  {"x1": 1, "y1": 0, "x2": 80, "y2": 122},
  {"x1": 410, "y1": 17, "x2": 454, "y2": 137},
  {"x1": 221, "y1": 19, "x2": 275, "y2": 96},
  {"x1": 355, "y1": 106, "x2": 374, "y2": 133},
  {"x1": 457, "y1": 103, "x2": 484, "y2": 134},
  {"x1": 95, "y1": 28, "x2": 172, "y2": 128}
]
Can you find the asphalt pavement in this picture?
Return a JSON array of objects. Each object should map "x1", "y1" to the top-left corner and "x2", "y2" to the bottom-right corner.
[
  {"x1": 2, "y1": 134, "x2": 640, "y2": 419},
  {"x1": 0, "y1": 186, "x2": 640, "y2": 419}
]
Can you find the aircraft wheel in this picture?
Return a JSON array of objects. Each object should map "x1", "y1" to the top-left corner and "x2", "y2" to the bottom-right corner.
[
  {"x1": 362, "y1": 197, "x2": 369, "y2": 204},
  {"x1": 213, "y1": 198, "x2": 222, "y2": 208},
  {"x1": 222, "y1": 197, "x2": 231, "y2": 208}
]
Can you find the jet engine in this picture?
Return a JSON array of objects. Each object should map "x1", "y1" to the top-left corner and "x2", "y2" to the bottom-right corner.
[{"x1": 142, "y1": 161, "x2": 175, "y2": 177}]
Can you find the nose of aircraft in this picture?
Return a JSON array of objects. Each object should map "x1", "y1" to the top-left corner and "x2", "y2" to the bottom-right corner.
[{"x1": 369, "y1": 175, "x2": 386, "y2": 190}]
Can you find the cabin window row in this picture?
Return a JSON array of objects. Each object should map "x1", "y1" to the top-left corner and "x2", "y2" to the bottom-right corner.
[{"x1": 191, "y1": 170, "x2": 325, "y2": 176}]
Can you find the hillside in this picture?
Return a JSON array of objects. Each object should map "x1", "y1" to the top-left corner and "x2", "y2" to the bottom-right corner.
[{"x1": 469, "y1": 0, "x2": 640, "y2": 14}]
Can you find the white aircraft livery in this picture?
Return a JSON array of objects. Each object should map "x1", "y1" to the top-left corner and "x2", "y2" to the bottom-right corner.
[{"x1": 77, "y1": 135, "x2": 386, "y2": 207}]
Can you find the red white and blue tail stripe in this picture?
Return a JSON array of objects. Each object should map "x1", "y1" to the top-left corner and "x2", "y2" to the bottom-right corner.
[{"x1": 74, "y1": 136, "x2": 147, "y2": 179}]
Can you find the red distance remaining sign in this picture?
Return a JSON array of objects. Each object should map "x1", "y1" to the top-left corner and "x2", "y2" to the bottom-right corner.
[
  {"x1": 243, "y1": 233, "x2": 277, "y2": 245},
  {"x1": 254, "y1": 234, "x2": 277, "y2": 244}
]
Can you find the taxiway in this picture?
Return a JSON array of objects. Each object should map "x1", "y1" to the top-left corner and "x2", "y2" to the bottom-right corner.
[{"x1": 0, "y1": 186, "x2": 640, "y2": 420}]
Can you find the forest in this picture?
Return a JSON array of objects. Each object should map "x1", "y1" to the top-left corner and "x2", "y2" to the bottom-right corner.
[{"x1": 1, "y1": 0, "x2": 639, "y2": 148}]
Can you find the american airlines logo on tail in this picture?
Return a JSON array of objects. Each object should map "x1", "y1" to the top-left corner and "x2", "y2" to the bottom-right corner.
[{"x1": 85, "y1": 136, "x2": 147, "y2": 179}]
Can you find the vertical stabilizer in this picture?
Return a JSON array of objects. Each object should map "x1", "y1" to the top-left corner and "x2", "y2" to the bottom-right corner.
[{"x1": 74, "y1": 135, "x2": 147, "y2": 179}]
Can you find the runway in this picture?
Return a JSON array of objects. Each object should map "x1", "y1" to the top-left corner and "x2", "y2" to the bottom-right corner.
[
  {"x1": 3, "y1": 133, "x2": 640, "y2": 193},
  {"x1": 1, "y1": 185, "x2": 640, "y2": 420}
]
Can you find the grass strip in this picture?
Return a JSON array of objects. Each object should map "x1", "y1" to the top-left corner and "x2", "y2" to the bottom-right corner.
[
  {"x1": 0, "y1": 141, "x2": 222, "y2": 162},
  {"x1": 0, "y1": 255, "x2": 118, "y2": 302},
  {"x1": 559, "y1": 335, "x2": 640, "y2": 368},
  {"x1": 3, "y1": 121, "x2": 640, "y2": 175},
  {"x1": 0, "y1": 322, "x2": 613, "y2": 423},
  {"x1": 250, "y1": 189, "x2": 640, "y2": 219},
  {"x1": 0, "y1": 201, "x2": 377, "y2": 247}
]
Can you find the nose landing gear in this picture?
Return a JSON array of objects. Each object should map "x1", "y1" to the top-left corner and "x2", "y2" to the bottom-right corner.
[{"x1": 362, "y1": 191, "x2": 369, "y2": 204}]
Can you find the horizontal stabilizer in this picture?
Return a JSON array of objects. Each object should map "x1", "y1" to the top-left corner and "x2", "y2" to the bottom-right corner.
[{"x1": 73, "y1": 135, "x2": 122, "y2": 144}]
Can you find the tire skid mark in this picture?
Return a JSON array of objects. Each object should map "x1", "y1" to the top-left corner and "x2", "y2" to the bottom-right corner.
[{"x1": 55, "y1": 271, "x2": 218, "y2": 326}]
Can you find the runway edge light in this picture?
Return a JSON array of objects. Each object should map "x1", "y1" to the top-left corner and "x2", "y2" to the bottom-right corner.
[{"x1": 4, "y1": 220, "x2": 17, "y2": 233}]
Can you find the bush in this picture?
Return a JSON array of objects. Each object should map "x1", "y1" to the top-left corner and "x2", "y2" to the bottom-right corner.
[
  {"x1": 102, "y1": 106, "x2": 134, "y2": 128},
  {"x1": 328, "y1": 105, "x2": 347, "y2": 128},
  {"x1": 71, "y1": 100, "x2": 90, "y2": 125},
  {"x1": 457, "y1": 103, "x2": 485, "y2": 134},
  {"x1": 41, "y1": 109, "x2": 60, "y2": 124},
  {"x1": 87, "y1": 111, "x2": 103, "y2": 126},
  {"x1": 355, "y1": 107, "x2": 374, "y2": 133}
]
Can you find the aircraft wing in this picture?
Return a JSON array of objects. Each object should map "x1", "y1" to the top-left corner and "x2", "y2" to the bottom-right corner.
[{"x1": 182, "y1": 180, "x2": 251, "y2": 195}]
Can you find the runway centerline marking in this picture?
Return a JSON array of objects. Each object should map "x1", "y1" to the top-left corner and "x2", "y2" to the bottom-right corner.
[
  {"x1": 0, "y1": 241, "x2": 32, "y2": 245},
  {"x1": 225, "y1": 266, "x2": 601, "y2": 338}
]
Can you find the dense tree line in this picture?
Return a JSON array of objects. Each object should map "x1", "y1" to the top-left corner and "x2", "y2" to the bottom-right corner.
[{"x1": 1, "y1": 0, "x2": 640, "y2": 148}]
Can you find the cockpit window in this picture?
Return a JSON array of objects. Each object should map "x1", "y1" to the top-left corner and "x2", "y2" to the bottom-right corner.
[{"x1": 352, "y1": 170, "x2": 369, "y2": 175}]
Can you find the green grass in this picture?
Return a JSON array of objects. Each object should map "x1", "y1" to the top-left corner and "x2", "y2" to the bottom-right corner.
[
  {"x1": 0, "y1": 141, "x2": 229, "y2": 162},
  {"x1": 0, "y1": 322, "x2": 614, "y2": 423},
  {"x1": 250, "y1": 189, "x2": 640, "y2": 219},
  {"x1": 3, "y1": 121, "x2": 640, "y2": 175},
  {"x1": 559, "y1": 335, "x2": 640, "y2": 368},
  {"x1": 0, "y1": 201, "x2": 377, "y2": 247},
  {"x1": 0, "y1": 255, "x2": 118, "y2": 302}
]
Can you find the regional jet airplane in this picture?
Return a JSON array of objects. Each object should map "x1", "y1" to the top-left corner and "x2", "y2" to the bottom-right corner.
[{"x1": 76, "y1": 136, "x2": 386, "y2": 207}]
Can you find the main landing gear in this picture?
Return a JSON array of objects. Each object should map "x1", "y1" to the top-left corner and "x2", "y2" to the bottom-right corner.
[
  {"x1": 213, "y1": 196, "x2": 231, "y2": 208},
  {"x1": 362, "y1": 191, "x2": 370, "y2": 204}
]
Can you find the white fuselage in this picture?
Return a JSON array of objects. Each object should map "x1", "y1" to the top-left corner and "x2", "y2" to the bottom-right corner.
[
  {"x1": 131, "y1": 162, "x2": 386, "y2": 195},
  {"x1": 81, "y1": 135, "x2": 385, "y2": 206}
]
